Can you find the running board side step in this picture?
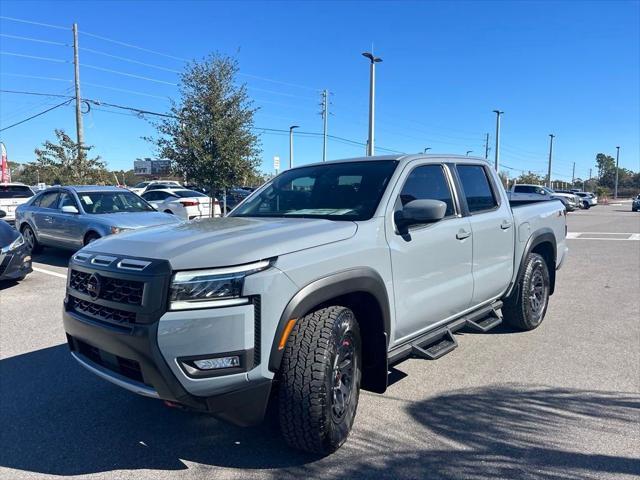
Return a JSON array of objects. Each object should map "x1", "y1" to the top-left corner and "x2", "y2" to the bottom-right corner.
[
  {"x1": 465, "y1": 301, "x2": 503, "y2": 333},
  {"x1": 411, "y1": 329, "x2": 458, "y2": 360}
]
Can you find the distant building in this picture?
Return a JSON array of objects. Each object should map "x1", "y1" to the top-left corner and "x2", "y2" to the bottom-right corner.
[{"x1": 134, "y1": 158, "x2": 172, "y2": 176}]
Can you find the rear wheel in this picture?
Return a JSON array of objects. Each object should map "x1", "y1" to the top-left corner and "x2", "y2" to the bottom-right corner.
[
  {"x1": 278, "y1": 306, "x2": 362, "y2": 454},
  {"x1": 503, "y1": 252, "x2": 550, "y2": 331},
  {"x1": 21, "y1": 224, "x2": 42, "y2": 253}
]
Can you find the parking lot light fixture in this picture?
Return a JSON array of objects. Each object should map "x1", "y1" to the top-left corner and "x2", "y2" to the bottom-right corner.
[{"x1": 362, "y1": 52, "x2": 382, "y2": 156}]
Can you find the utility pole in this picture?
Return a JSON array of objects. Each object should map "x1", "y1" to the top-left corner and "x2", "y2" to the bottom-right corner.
[
  {"x1": 362, "y1": 52, "x2": 382, "y2": 156},
  {"x1": 571, "y1": 162, "x2": 575, "y2": 187},
  {"x1": 546, "y1": 134, "x2": 555, "y2": 188},
  {"x1": 72, "y1": 23, "x2": 84, "y2": 161},
  {"x1": 588, "y1": 167, "x2": 592, "y2": 192},
  {"x1": 614, "y1": 146, "x2": 620, "y2": 199},
  {"x1": 289, "y1": 125, "x2": 299, "y2": 169},
  {"x1": 493, "y1": 110, "x2": 503, "y2": 172},
  {"x1": 484, "y1": 133, "x2": 490, "y2": 159},
  {"x1": 320, "y1": 90, "x2": 329, "y2": 162}
]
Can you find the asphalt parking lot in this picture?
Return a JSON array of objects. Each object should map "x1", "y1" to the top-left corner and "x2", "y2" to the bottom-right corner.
[{"x1": 1, "y1": 203, "x2": 638, "y2": 480}]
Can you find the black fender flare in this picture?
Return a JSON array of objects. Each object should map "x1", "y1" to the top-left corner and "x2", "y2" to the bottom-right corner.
[
  {"x1": 505, "y1": 228, "x2": 557, "y2": 299},
  {"x1": 268, "y1": 267, "x2": 391, "y2": 373}
]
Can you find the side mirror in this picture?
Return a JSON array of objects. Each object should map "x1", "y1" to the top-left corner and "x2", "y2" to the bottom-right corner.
[
  {"x1": 0, "y1": 210, "x2": 6, "y2": 219},
  {"x1": 394, "y1": 199, "x2": 447, "y2": 233},
  {"x1": 61, "y1": 205, "x2": 79, "y2": 214}
]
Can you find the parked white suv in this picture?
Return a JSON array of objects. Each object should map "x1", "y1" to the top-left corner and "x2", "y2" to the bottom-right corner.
[{"x1": 0, "y1": 183, "x2": 34, "y2": 223}]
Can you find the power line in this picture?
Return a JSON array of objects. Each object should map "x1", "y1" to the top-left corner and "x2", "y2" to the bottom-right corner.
[
  {"x1": 0, "y1": 51, "x2": 69, "y2": 63},
  {"x1": 83, "y1": 82, "x2": 170, "y2": 100},
  {"x1": 237, "y1": 72, "x2": 320, "y2": 92},
  {"x1": 0, "y1": 15, "x2": 68, "y2": 31},
  {"x1": 79, "y1": 29, "x2": 188, "y2": 62},
  {"x1": 0, "y1": 72, "x2": 73, "y2": 83},
  {"x1": 246, "y1": 85, "x2": 316, "y2": 100},
  {"x1": 0, "y1": 99, "x2": 72, "y2": 131},
  {"x1": 0, "y1": 88, "x2": 405, "y2": 153},
  {"x1": 80, "y1": 63, "x2": 178, "y2": 86},
  {"x1": 80, "y1": 47, "x2": 182, "y2": 74},
  {"x1": 0, "y1": 33, "x2": 70, "y2": 47}
]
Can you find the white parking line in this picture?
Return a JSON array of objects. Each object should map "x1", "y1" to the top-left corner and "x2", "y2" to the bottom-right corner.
[
  {"x1": 32, "y1": 267, "x2": 68, "y2": 279},
  {"x1": 566, "y1": 232, "x2": 640, "y2": 241}
]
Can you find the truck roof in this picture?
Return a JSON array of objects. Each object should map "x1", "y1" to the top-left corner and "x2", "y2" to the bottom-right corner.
[{"x1": 296, "y1": 154, "x2": 492, "y2": 169}]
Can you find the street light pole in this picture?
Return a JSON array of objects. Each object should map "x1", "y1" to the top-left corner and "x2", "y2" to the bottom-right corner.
[
  {"x1": 424, "y1": 147, "x2": 431, "y2": 153},
  {"x1": 614, "y1": 146, "x2": 620, "y2": 199},
  {"x1": 362, "y1": 52, "x2": 382, "y2": 156},
  {"x1": 546, "y1": 134, "x2": 555, "y2": 188},
  {"x1": 493, "y1": 110, "x2": 503, "y2": 172},
  {"x1": 466, "y1": 150, "x2": 473, "y2": 156},
  {"x1": 289, "y1": 125, "x2": 299, "y2": 169}
]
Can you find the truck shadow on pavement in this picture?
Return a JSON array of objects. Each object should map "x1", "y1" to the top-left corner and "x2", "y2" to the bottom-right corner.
[
  {"x1": 1, "y1": 345, "x2": 639, "y2": 479},
  {"x1": 31, "y1": 249, "x2": 74, "y2": 269}
]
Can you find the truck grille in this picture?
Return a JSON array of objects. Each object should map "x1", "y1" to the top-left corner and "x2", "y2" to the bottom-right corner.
[
  {"x1": 69, "y1": 295, "x2": 137, "y2": 325},
  {"x1": 69, "y1": 269, "x2": 144, "y2": 305}
]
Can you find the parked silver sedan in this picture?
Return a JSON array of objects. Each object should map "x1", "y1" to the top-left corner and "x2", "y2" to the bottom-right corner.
[{"x1": 15, "y1": 186, "x2": 181, "y2": 252}]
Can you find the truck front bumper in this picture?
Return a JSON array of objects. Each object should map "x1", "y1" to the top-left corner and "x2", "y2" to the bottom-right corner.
[{"x1": 63, "y1": 307, "x2": 272, "y2": 426}]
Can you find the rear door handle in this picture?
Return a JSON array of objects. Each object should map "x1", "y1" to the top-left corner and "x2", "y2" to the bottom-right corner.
[
  {"x1": 500, "y1": 221, "x2": 513, "y2": 230},
  {"x1": 456, "y1": 229, "x2": 472, "y2": 240}
]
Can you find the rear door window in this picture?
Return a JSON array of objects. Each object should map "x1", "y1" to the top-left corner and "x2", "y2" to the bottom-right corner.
[
  {"x1": 37, "y1": 191, "x2": 60, "y2": 209},
  {"x1": 0, "y1": 185, "x2": 33, "y2": 198},
  {"x1": 456, "y1": 165, "x2": 498, "y2": 213}
]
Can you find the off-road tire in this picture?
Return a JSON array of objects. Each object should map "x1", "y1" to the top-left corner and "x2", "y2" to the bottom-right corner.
[
  {"x1": 503, "y1": 252, "x2": 550, "y2": 331},
  {"x1": 21, "y1": 224, "x2": 43, "y2": 253},
  {"x1": 278, "y1": 306, "x2": 362, "y2": 455}
]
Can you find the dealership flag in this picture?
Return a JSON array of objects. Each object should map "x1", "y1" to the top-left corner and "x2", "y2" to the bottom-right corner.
[{"x1": 1, "y1": 142, "x2": 10, "y2": 183}]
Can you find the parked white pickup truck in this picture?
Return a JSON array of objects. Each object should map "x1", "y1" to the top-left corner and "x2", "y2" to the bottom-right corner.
[{"x1": 62, "y1": 155, "x2": 568, "y2": 454}]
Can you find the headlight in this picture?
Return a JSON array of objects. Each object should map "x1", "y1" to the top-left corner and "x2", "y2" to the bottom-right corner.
[
  {"x1": 1, "y1": 234, "x2": 25, "y2": 254},
  {"x1": 110, "y1": 226, "x2": 131, "y2": 234},
  {"x1": 169, "y1": 259, "x2": 273, "y2": 310}
]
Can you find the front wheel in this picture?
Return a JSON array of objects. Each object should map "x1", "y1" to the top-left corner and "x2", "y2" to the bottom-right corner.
[
  {"x1": 21, "y1": 224, "x2": 42, "y2": 253},
  {"x1": 84, "y1": 232, "x2": 101, "y2": 246},
  {"x1": 583, "y1": 201, "x2": 590, "y2": 209},
  {"x1": 503, "y1": 252, "x2": 550, "y2": 331},
  {"x1": 278, "y1": 306, "x2": 362, "y2": 455}
]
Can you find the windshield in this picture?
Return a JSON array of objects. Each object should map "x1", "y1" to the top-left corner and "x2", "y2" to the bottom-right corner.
[
  {"x1": 173, "y1": 190, "x2": 207, "y2": 198},
  {"x1": 134, "y1": 182, "x2": 150, "y2": 188},
  {"x1": 231, "y1": 160, "x2": 398, "y2": 221},
  {"x1": 77, "y1": 190, "x2": 155, "y2": 214},
  {"x1": 0, "y1": 185, "x2": 34, "y2": 199}
]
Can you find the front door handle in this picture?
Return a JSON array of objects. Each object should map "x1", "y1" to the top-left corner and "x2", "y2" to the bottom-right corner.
[
  {"x1": 500, "y1": 220, "x2": 513, "y2": 230},
  {"x1": 456, "y1": 229, "x2": 472, "y2": 240}
]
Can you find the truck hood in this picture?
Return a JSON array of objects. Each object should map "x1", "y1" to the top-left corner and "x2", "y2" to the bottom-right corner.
[
  {"x1": 88, "y1": 216, "x2": 358, "y2": 270},
  {"x1": 91, "y1": 211, "x2": 181, "y2": 229}
]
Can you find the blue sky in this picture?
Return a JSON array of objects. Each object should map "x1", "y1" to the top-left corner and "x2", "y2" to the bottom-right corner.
[{"x1": 0, "y1": 0, "x2": 638, "y2": 182}]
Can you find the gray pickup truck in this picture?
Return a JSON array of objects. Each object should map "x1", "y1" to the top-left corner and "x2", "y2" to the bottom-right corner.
[{"x1": 62, "y1": 155, "x2": 568, "y2": 454}]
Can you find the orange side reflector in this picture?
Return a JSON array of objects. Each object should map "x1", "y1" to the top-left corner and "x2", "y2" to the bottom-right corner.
[{"x1": 278, "y1": 319, "x2": 297, "y2": 350}]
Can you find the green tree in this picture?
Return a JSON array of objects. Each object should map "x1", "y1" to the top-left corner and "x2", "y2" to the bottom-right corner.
[
  {"x1": 514, "y1": 171, "x2": 545, "y2": 185},
  {"x1": 32, "y1": 129, "x2": 108, "y2": 185},
  {"x1": 595, "y1": 153, "x2": 616, "y2": 187},
  {"x1": 147, "y1": 53, "x2": 261, "y2": 193}
]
